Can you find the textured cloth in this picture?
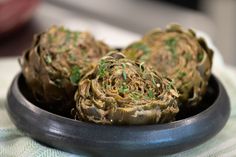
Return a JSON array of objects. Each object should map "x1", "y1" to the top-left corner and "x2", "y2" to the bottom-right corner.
[{"x1": 0, "y1": 34, "x2": 236, "y2": 157}]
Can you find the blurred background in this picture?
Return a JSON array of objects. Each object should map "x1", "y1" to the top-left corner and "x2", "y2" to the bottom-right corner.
[{"x1": 0, "y1": 0, "x2": 235, "y2": 65}]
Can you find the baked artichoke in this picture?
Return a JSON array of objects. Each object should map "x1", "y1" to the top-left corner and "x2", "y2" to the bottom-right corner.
[
  {"x1": 19, "y1": 26, "x2": 110, "y2": 116},
  {"x1": 73, "y1": 51, "x2": 179, "y2": 125},
  {"x1": 124, "y1": 24, "x2": 213, "y2": 107}
]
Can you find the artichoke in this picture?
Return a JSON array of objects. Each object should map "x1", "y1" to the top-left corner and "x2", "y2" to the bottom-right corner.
[
  {"x1": 124, "y1": 24, "x2": 213, "y2": 107},
  {"x1": 19, "y1": 26, "x2": 110, "y2": 116},
  {"x1": 73, "y1": 51, "x2": 179, "y2": 125}
]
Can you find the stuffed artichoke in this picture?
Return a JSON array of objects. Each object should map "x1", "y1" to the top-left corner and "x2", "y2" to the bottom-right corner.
[
  {"x1": 19, "y1": 26, "x2": 110, "y2": 116},
  {"x1": 124, "y1": 24, "x2": 213, "y2": 107},
  {"x1": 73, "y1": 52, "x2": 179, "y2": 125}
]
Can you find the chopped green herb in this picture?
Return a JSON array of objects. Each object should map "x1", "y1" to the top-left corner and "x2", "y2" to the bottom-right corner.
[
  {"x1": 119, "y1": 84, "x2": 129, "y2": 94},
  {"x1": 130, "y1": 42, "x2": 150, "y2": 62},
  {"x1": 130, "y1": 91, "x2": 142, "y2": 100},
  {"x1": 151, "y1": 74, "x2": 156, "y2": 85},
  {"x1": 122, "y1": 63, "x2": 127, "y2": 80},
  {"x1": 98, "y1": 60, "x2": 107, "y2": 77},
  {"x1": 57, "y1": 45, "x2": 70, "y2": 53},
  {"x1": 130, "y1": 42, "x2": 150, "y2": 55},
  {"x1": 197, "y1": 52, "x2": 204, "y2": 62},
  {"x1": 73, "y1": 32, "x2": 80, "y2": 46},
  {"x1": 147, "y1": 90, "x2": 155, "y2": 99},
  {"x1": 165, "y1": 38, "x2": 177, "y2": 48},
  {"x1": 139, "y1": 54, "x2": 150, "y2": 62},
  {"x1": 178, "y1": 71, "x2": 186, "y2": 79},
  {"x1": 45, "y1": 54, "x2": 52, "y2": 64},
  {"x1": 70, "y1": 66, "x2": 81, "y2": 85},
  {"x1": 65, "y1": 30, "x2": 71, "y2": 43},
  {"x1": 165, "y1": 38, "x2": 177, "y2": 58},
  {"x1": 166, "y1": 80, "x2": 174, "y2": 91}
]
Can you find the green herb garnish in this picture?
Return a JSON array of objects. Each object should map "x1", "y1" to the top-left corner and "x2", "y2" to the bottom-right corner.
[
  {"x1": 147, "y1": 90, "x2": 155, "y2": 99},
  {"x1": 178, "y1": 71, "x2": 186, "y2": 79},
  {"x1": 197, "y1": 52, "x2": 204, "y2": 62},
  {"x1": 65, "y1": 30, "x2": 71, "y2": 43},
  {"x1": 70, "y1": 66, "x2": 81, "y2": 84},
  {"x1": 57, "y1": 45, "x2": 70, "y2": 53},
  {"x1": 165, "y1": 38, "x2": 177, "y2": 58},
  {"x1": 130, "y1": 42, "x2": 151, "y2": 62},
  {"x1": 166, "y1": 80, "x2": 174, "y2": 91},
  {"x1": 151, "y1": 74, "x2": 156, "y2": 85},
  {"x1": 130, "y1": 42, "x2": 150, "y2": 55},
  {"x1": 122, "y1": 63, "x2": 127, "y2": 80},
  {"x1": 130, "y1": 91, "x2": 142, "y2": 100},
  {"x1": 73, "y1": 32, "x2": 80, "y2": 46},
  {"x1": 119, "y1": 84, "x2": 129, "y2": 94},
  {"x1": 98, "y1": 60, "x2": 107, "y2": 78},
  {"x1": 45, "y1": 54, "x2": 52, "y2": 64}
]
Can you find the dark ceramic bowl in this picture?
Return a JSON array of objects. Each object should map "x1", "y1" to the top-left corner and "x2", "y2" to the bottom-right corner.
[{"x1": 6, "y1": 73, "x2": 230, "y2": 157}]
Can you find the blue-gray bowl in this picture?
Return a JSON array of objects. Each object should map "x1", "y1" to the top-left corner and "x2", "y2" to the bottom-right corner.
[{"x1": 6, "y1": 73, "x2": 230, "y2": 157}]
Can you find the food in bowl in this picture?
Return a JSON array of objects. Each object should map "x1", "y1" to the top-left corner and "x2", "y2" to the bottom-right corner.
[
  {"x1": 18, "y1": 24, "x2": 214, "y2": 124},
  {"x1": 19, "y1": 26, "x2": 110, "y2": 116},
  {"x1": 73, "y1": 52, "x2": 179, "y2": 125},
  {"x1": 124, "y1": 24, "x2": 213, "y2": 108}
]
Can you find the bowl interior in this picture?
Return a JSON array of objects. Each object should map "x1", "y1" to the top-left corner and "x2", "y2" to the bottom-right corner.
[{"x1": 18, "y1": 74, "x2": 219, "y2": 122}]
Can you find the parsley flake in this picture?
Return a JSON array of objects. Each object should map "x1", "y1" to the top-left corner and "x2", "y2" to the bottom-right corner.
[
  {"x1": 130, "y1": 42, "x2": 151, "y2": 62},
  {"x1": 178, "y1": 71, "x2": 187, "y2": 79},
  {"x1": 73, "y1": 32, "x2": 80, "y2": 46},
  {"x1": 165, "y1": 38, "x2": 177, "y2": 58},
  {"x1": 130, "y1": 91, "x2": 142, "y2": 100},
  {"x1": 98, "y1": 60, "x2": 107, "y2": 78},
  {"x1": 119, "y1": 84, "x2": 129, "y2": 94},
  {"x1": 45, "y1": 54, "x2": 52, "y2": 64},
  {"x1": 130, "y1": 42, "x2": 150, "y2": 55},
  {"x1": 166, "y1": 80, "x2": 175, "y2": 91},
  {"x1": 122, "y1": 63, "x2": 127, "y2": 81},
  {"x1": 147, "y1": 90, "x2": 155, "y2": 99},
  {"x1": 70, "y1": 66, "x2": 81, "y2": 85},
  {"x1": 197, "y1": 52, "x2": 204, "y2": 62},
  {"x1": 65, "y1": 30, "x2": 71, "y2": 43}
]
